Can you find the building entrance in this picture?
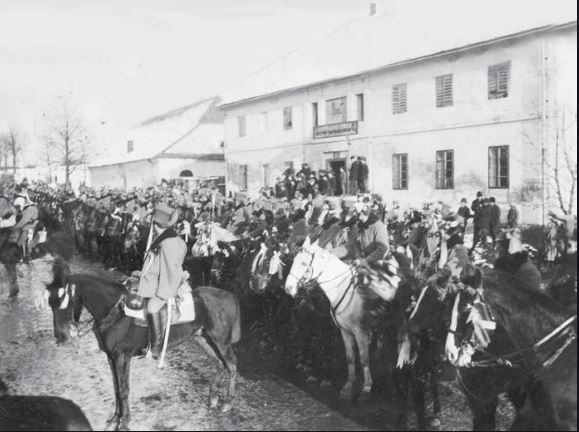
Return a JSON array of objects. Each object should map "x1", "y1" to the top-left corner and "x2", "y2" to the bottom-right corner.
[{"x1": 327, "y1": 158, "x2": 346, "y2": 196}]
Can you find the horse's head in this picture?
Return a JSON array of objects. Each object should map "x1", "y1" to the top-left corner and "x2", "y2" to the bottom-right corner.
[
  {"x1": 124, "y1": 221, "x2": 141, "y2": 252},
  {"x1": 284, "y1": 237, "x2": 326, "y2": 297},
  {"x1": 45, "y1": 259, "x2": 76, "y2": 344}
]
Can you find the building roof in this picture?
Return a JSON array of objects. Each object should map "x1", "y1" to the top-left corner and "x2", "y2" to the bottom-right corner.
[
  {"x1": 221, "y1": 1, "x2": 576, "y2": 107},
  {"x1": 90, "y1": 96, "x2": 224, "y2": 168}
]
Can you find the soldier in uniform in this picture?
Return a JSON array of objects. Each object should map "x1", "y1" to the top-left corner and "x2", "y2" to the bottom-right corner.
[
  {"x1": 12, "y1": 185, "x2": 39, "y2": 263},
  {"x1": 137, "y1": 203, "x2": 187, "y2": 359}
]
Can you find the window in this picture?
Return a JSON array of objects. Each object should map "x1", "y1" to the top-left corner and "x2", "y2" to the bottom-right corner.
[
  {"x1": 436, "y1": 150, "x2": 454, "y2": 189},
  {"x1": 260, "y1": 112, "x2": 268, "y2": 133},
  {"x1": 392, "y1": 84, "x2": 407, "y2": 114},
  {"x1": 435, "y1": 74, "x2": 453, "y2": 108},
  {"x1": 488, "y1": 62, "x2": 511, "y2": 99},
  {"x1": 239, "y1": 165, "x2": 248, "y2": 190},
  {"x1": 312, "y1": 102, "x2": 319, "y2": 127},
  {"x1": 127, "y1": 140, "x2": 134, "y2": 153},
  {"x1": 488, "y1": 146, "x2": 509, "y2": 188},
  {"x1": 237, "y1": 116, "x2": 246, "y2": 137},
  {"x1": 283, "y1": 106, "x2": 293, "y2": 130},
  {"x1": 263, "y1": 164, "x2": 270, "y2": 187},
  {"x1": 326, "y1": 96, "x2": 347, "y2": 124},
  {"x1": 356, "y1": 93, "x2": 365, "y2": 121},
  {"x1": 392, "y1": 153, "x2": 408, "y2": 190}
]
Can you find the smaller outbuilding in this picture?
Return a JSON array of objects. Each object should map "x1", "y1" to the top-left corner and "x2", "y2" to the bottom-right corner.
[{"x1": 90, "y1": 96, "x2": 225, "y2": 190}]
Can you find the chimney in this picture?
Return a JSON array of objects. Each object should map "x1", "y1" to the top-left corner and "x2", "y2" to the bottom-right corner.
[{"x1": 369, "y1": 3, "x2": 376, "y2": 16}]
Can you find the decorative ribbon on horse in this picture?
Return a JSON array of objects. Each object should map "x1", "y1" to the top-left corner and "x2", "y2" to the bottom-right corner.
[
  {"x1": 252, "y1": 242, "x2": 268, "y2": 274},
  {"x1": 466, "y1": 300, "x2": 496, "y2": 349},
  {"x1": 445, "y1": 292, "x2": 461, "y2": 365}
]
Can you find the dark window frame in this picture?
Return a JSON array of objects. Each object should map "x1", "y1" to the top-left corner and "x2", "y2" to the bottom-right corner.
[
  {"x1": 392, "y1": 153, "x2": 408, "y2": 190},
  {"x1": 488, "y1": 145, "x2": 509, "y2": 189},
  {"x1": 488, "y1": 61, "x2": 511, "y2": 100},
  {"x1": 312, "y1": 102, "x2": 319, "y2": 127},
  {"x1": 435, "y1": 150, "x2": 454, "y2": 189},
  {"x1": 392, "y1": 83, "x2": 407, "y2": 114},
  {"x1": 239, "y1": 164, "x2": 248, "y2": 190},
  {"x1": 356, "y1": 93, "x2": 365, "y2": 121},
  {"x1": 435, "y1": 74, "x2": 453, "y2": 108},
  {"x1": 283, "y1": 106, "x2": 293, "y2": 130}
]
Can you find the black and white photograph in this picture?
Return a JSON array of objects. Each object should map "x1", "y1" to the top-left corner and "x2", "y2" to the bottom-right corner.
[{"x1": 0, "y1": 0, "x2": 576, "y2": 430}]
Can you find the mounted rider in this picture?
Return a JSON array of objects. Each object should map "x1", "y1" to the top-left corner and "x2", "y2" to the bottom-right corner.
[
  {"x1": 137, "y1": 202, "x2": 187, "y2": 359},
  {"x1": 11, "y1": 184, "x2": 39, "y2": 263},
  {"x1": 343, "y1": 203, "x2": 390, "y2": 268}
]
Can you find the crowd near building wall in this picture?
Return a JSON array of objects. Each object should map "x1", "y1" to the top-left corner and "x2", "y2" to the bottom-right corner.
[{"x1": 221, "y1": 23, "x2": 577, "y2": 225}]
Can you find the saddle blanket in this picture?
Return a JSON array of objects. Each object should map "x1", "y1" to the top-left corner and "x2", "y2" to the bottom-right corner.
[{"x1": 124, "y1": 282, "x2": 196, "y2": 326}]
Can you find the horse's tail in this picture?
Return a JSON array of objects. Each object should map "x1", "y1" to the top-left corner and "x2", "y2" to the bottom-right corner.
[{"x1": 231, "y1": 298, "x2": 242, "y2": 344}]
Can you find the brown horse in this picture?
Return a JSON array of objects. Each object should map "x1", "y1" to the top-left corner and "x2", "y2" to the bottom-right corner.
[{"x1": 46, "y1": 259, "x2": 241, "y2": 431}]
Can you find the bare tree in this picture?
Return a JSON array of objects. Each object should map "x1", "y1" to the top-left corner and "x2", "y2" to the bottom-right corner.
[
  {"x1": 552, "y1": 108, "x2": 577, "y2": 215},
  {"x1": 0, "y1": 127, "x2": 24, "y2": 177},
  {"x1": 44, "y1": 102, "x2": 90, "y2": 186}
]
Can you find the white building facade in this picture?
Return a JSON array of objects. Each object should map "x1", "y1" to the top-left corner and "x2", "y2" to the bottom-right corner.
[{"x1": 221, "y1": 22, "x2": 577, "y2": 224}]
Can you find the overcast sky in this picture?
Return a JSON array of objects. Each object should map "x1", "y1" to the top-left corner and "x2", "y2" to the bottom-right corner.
[{"x1": 0, "y1": 0, "x2": 576, "y2": 163}]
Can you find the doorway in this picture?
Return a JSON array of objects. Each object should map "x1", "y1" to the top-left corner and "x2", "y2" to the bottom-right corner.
[{"x1": 327, "y1": 158, "x2": 346, "y2": 196}]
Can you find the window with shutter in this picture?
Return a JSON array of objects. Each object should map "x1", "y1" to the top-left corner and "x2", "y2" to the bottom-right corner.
[
  {"x1": 488, "y1": 146, "x2": 509, "y2": 188},
  {"x1": 435, "y1": 74, "x2": 453, "y2": 108},
  {"x1": 392, "y1": 153, "x2": 408, "y2": 189},
  {"x1": 392, "y1": 84, "x2": 407, "y2": 114},
  {"x1": 488, "y1": 62, "x2": 511, "y2": 99},
  {"x1": 436, "y1": 150, "x2": 454, "y2": 189},
  {"x1": 283, "y1": 106, "x2": 293, "y2": 130}
]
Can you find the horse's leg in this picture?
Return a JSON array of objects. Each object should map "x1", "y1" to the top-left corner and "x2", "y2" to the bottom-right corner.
[
  {"x1": 338, "y1": 328, "x2": 357, "y2": 400},
  {"x1": 114, "y1": 353, "x2": 132, "y2": 431},
  {"x1": 221, "y1": 344, "x2": 238, "y2": 413},
  {"x1": 5, "y1": 262, "x2": 19, "y2": 299},
  {"x1": 411, "y1": 368, "x2": 428, "y2": 430},
  {"x1": 469, "y1": 397, "x2": 498, "y2": 431},
  {"x1": 353, "y1": 327, "x2": 373, "y2": 400},
  {"x1": 105, "y1": 354, "x2": 121, "y2": 431},
  {"x1": 195, "y1": 334, "x2": 224, "y2": 409}
]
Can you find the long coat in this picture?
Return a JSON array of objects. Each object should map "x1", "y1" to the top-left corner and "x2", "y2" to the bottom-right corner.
[{"x1": 138, "y1": 233, "x2": 187, "y2": 300}]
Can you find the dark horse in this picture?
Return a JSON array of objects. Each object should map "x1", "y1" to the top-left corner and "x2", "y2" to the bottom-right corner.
[
  {"x1": 0, "y1": 196, "x2": 23, "y2": 299},
  {"x1": 0, "y1": 378, "x2": 93, "y2": 431},
  {"x1": 46, "y1": 259, "x2": 241, "y2": 431},
  {"x1": 412, "y1": 264, "x2": 577, "y2": 430}
]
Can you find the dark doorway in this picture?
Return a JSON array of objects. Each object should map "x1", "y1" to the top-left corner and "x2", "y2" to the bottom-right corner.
[
  {"x1": 327, "y1": 159, "x2": 346, "y2": 196},
  {"x1": 180, "y1": 169, "x2": 193, "y2": 177}
]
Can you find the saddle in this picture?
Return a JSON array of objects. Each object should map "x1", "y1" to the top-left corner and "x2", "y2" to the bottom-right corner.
[{"x1": 124, "y1": 272, "x2": 196, "y2": 327}]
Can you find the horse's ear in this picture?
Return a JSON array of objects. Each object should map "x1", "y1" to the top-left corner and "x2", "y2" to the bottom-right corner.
[{"x1": 460, "y1": 264, "x2": 483, "y2": 289}]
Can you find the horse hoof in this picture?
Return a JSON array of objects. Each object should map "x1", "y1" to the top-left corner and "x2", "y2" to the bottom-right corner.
[
  {"x1": 209, "y1": 395, "x2": 219, "y2": 410},
  {"x1": 117, "y1": 424, "x2": 130, "y2": 431},
  {"x1": 338, "y1": 387, "x2": 353, "y2": 401},
  {"x1": 221, "y1": 402, "x2": 232, "y2": 413},
  {"x1": 104, "y1": 418, "x2": 119, "y2": 431}
]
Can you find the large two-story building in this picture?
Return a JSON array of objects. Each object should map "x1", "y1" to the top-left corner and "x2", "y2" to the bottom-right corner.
[{"x1": 220, "y1": 8, "x2": 577, "y2": 224}]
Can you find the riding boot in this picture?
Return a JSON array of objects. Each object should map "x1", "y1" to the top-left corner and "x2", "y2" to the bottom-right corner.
[{"x1": 146, "y1": 307, "x2": 167, "y2": 360}]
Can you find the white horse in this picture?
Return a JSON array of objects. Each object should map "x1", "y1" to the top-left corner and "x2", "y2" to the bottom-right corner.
[{"x1": 284, "y1": 237, "x2": 402, "y2": 400}]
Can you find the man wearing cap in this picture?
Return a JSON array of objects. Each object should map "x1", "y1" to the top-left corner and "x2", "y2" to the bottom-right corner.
[{"x1": 137, "y1": 202, "x2": 187, "y2": 359}]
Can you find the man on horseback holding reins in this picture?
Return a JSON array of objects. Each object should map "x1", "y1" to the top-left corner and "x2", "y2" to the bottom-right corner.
[{"x1": 137, "y1": 202, "x2": 186, "y2": 360}]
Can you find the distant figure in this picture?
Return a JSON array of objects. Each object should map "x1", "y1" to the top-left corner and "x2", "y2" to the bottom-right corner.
[
  {"x1": 457, "y1": 197, "x2": 471, "y2": 238},
  {"x1": 470, "y1": 191, "x2": 484, "y2": 251},
  {"x1": 507, "y1": 203, "x2": 519, "y2": 229},
  {"x1": 489, "y1": 197, "x2": 501, "y2": 244},
  {"x1": 470, "y1": 197, "x2": 492, "y2": 252},
  {"x1": 349, "y1": 156, "x2": 359, "y2": 195},
  {"x1": 358, "y1": 157, "x2": 369, "y2": 193}
]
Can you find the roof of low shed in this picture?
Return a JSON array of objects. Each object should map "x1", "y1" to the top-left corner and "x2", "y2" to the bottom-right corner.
[{"x1": 221, "y1": 0, "x2": 576, "y2": 107}]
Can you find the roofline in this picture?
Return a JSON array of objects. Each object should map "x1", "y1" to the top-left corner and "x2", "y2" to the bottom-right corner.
[
  {"x1": 89, "y1": 152, "x2": 224, "y2": 169},
  {"x1": 220, "y1": 20, "x2": 577, "y2": 110}
]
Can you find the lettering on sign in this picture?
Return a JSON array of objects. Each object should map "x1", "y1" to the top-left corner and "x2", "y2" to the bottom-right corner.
[{"x1": 313, "y1": 121, "x2": 358, "y2": 139}]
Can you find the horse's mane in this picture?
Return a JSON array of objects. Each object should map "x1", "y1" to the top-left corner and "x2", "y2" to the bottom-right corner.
[{"x1": 480, "y1": 266, "x2": 571, "y2": 320}]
